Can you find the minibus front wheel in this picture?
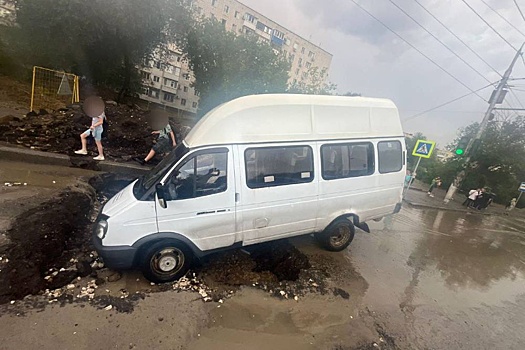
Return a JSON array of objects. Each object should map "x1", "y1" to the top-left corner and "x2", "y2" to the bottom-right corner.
[
  {"x1": 141, "y1": 240, "x2": 193, "y2": 283},
  {"x1": 316, "y1": 218, "x2": 355, "y2": 252}
]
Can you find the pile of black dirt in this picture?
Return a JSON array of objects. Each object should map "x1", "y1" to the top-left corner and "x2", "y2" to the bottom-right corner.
[
  {"x1": 0, "y1": 183, "x2": 95, "y2": 304},
  {"x1": 88, "y1": 173, "x2": 138, "y2": 204},
  {"x1": 0, "y1": 103, "x2": 190, "y2": 163}
]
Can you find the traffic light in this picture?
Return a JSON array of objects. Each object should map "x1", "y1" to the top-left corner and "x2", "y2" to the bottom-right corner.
[{"x1": 455, "y1": 136, "x2": 470, "y2": 155}]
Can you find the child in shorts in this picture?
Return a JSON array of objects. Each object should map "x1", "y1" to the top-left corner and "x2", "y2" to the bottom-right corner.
[{"x1": 74, "y1": 111, "x2": 106, "y2": 160}]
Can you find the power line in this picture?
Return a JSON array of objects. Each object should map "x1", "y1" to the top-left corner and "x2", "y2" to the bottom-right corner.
[
  {"x1": 349, "y1": 0, "x2": 488, "y2": 103},
  {"x1": 508, "y1": 88, "x2": 525, "y2": 109},
  {"x1": 479, "y1": 0, "x2": 525, "y2": 38},
  {"x1": 403, "y1": 82, "x2": 496, "y2": 121},
  {"x1": 460, "y1": 0, "x2": 519, "y2": 51},
  {"x1": 513, "y1": 0, "x2": 525, "y2": 25},
  {"x1": 388, "y1": 0, "x2": 492, "y2": 84},
  {"x1": 413, "y1": 0, "x2": 501, "y2": 77}
]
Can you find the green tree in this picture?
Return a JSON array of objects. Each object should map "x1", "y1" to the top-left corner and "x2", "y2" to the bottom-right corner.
[
  {"x1": 5, "y1": 0, "x2": 191, "y2": 99},
  {"x1": 287, "y1": 66, "x2": 337, "y2": 95},
  {"x1": 181, "y1": 19, "x2": 291, "y2": 116},
  {"x1": 451, "y1": 117, "x2": 525, "y2": 204}
]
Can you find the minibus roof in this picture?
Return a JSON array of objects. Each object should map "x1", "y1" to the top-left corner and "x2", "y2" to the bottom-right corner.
[{"x1": 184, "y1": 94, "x2": 404, "y2": 148}]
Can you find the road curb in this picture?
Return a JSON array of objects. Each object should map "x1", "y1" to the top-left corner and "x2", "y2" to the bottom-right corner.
[
  {"x1": 402, "y1": 199, "x2": 501, "y2": 216},
  {"x1": 0, "y1": 144, "x2": 150, "y2": 175}
]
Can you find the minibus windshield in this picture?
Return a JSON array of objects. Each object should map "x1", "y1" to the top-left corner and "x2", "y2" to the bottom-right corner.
[{"x1": 142, "y1": 143, "x2": 189, "y2": 190}]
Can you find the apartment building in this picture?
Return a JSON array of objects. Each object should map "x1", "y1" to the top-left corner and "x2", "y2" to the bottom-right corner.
[{"x1": 139, "y1": 0, "x2": 333, "y2": 117}]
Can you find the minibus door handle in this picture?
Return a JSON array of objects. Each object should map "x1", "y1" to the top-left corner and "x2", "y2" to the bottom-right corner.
[{"x1": 235, "y1": 193, "x2": 240, "y2": 202}]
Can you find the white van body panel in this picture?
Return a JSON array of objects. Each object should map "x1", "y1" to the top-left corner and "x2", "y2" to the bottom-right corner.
[
  {"x1": 184, "y1": 94, "x2": 402, "y2": 148},
  {"x1": 236, "y1": 142, "x2": 319, "y2": 245},
  {"x1": 101, "y1": 181, "x2": 158, "y2": 247},
  {"x1": 156, "y1": 146, "x2": 237, "y2": 251}
]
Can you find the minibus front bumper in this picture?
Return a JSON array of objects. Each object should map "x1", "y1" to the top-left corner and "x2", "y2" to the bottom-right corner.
[{"x1": 92, "y1": 236, "x2": 138, "y2": 270}]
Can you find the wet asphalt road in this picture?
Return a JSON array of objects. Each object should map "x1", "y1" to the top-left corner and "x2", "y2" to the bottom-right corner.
[{"x1": 1, "y1": 160, "x2": 524, "y2": 349}]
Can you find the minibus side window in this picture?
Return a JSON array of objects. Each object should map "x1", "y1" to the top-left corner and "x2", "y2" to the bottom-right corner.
[
  {"x1": 378, "y1": 141, "x2": 403, "y2": 173},
  {"x1": 245, "y1": 146, "x2": 314, "y2": 188},
  {"x1": 321, "y1": 142, "x2": 375, "y2": 179},
  {"x1": 165, "y1": 151, "x2": 228, "y2": 200}
]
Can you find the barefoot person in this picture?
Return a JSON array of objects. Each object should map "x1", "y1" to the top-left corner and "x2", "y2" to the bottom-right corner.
[{"x1": 75, "y1": 96, "x2": 106, "y2": 160}]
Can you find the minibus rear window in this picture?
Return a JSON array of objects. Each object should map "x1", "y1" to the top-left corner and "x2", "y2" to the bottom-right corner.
[
  {"x1": 378, "y1": 141, "x2": 403, "y2": 173},
  {"x1": 321, "y1": 142, "x2": 375, "y2": 180},
  {"x1": 245, "y1": 146, "x2": 314, "y2": 188}
]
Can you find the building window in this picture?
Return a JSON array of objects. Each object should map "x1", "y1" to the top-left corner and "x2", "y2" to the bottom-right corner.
[
  {"x1": 194, "y1": 90, "x2": 200, "y2": 96},
  {"x1": 221, "y1": 19, "x2": 227, "y2": 26},
  {"x1": 321, "y1": 143, "x2": 375, "y2": 180},
  {"x1": 141, "y1": 71, "x2": 151, "y2": 80},
  {"x1": 245, "y1": 13, "x2": 256, "y2": 23},
  {"x1": 378, "y1": 141, "x2": 403, "y2": 173},
  {"x1": 293, "y1": 42, "x2": 298, "y2": 51},
  {"x1": 245, "y1": 146, "x2": 314, "y2": 189},
  {"x1": 298, "y1": 58, "x2": 303, "y2": 67},
  {"x1": 166, "y1": 151, "x2": 228, "y2": 200},
  {"x1": 305, "y1": 62, "x2": 311, "y2": 69},
  {"x1": 163, "y1": 93, "x2": 174, "y2": 103},
  {"x1": 301, "y1": 47, "x2": 305, "y2": 54},
  {"x1": 164, "y1": 78, "x2": 176, "y2": 87},
  {"x1": 285, "y1": 38, "x2": 291, "y2": 45},
  {"x1": 148, "y1": 88, "x2": 160, "y2": 99},
  {"x1": 153, "y1": 76, "x2": 160, "y2": 83},
  {"x1": 234, "y1": 10, "x2": 240, "y2": 19},
  {"x1": 181, "y1": 98, "x2": 187, "y2": 106},
  {"x1": 224, "y1": 5, "x2": 229, "y2": 13},
  {"x1": 295, "y1": 68, "x2": 299, "y2": 75},
  {"x1": 302, "y1": 71, "x2": 308, "y2": 79},
  {"x1": 308, "y1": 51, "x2": 314, "y2": 58},
  {"x1": 183, "y1": 86, "x2": 188, "y2": 92},
  {"x1": 192, "y1": 102, "x2": 198, "y2": 108},
  {"x1": 156, "y1": 61, "x2": 162, "y2": 69},
  {"x1": 211, "y1": 0, "x2": 217, "y2": 7},
  {"x1": 289, "y1": 53, "x2": 295, "y2": 61},
  {"x1": 232, "y1": 23, "x2": 237, "y2": 32}
]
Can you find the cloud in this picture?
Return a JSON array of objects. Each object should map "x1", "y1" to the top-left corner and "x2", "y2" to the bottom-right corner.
[
  {"x1": 295, "y1": 0, "x2": 428, "y2": 46},
  {"x1": 239, "y1": 0, "x2": 525, "y2": 146}
]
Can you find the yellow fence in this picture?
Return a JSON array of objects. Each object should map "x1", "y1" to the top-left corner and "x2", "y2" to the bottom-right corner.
[{"x1": 30, "y1": 66, "x2": 80, "y2": 112}]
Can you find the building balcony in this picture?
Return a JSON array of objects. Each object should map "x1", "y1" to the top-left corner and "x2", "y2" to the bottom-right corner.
[
  {"x1": 243, "y1": 19, "x2": 257, "y2": 31},
  {"x1": 255, "y1": 29, "x2": 271, "y2": 41}
]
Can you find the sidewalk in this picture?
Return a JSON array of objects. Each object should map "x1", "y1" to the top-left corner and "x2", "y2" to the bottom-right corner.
[
  {"x1": 0, "y1": 142, "x2": 149, "y2": 176},
  {"x1": 404, "y1": 180, "x2": 513, "y2": 216}
]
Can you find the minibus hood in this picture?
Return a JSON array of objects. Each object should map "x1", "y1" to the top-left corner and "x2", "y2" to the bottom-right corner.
[{"x1": 102, "y1": 180, "x2": 138, "y2": 217}]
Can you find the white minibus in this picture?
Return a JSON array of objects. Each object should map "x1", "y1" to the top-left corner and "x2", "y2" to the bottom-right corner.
[{"x1": 93, "y1": 94, "x2": 405, "y2": 282}]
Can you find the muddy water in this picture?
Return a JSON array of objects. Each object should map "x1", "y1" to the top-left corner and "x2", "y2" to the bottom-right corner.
[{"x1": 190, "y1": 207, "x2": 525, "y2": 350}]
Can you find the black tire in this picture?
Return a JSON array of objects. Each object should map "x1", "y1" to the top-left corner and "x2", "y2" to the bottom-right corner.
[
  {"x1": 315, "y1": 218, "x2": 355, "y2": 252},
  {"x1": 141, "y1": 240, "x2": 193, "y2": 283}
]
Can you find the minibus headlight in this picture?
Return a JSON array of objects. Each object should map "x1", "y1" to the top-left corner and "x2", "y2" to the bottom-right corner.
[{"x1": 96, "y1": 220, "x2": 108, "y2": 239}]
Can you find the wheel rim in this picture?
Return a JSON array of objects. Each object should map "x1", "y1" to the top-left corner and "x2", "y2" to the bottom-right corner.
[
  {"x1": 330, "y1": 225, "x2": 351, "y2": 248},
  {"x1": 150, "y1": 247, "x2": 185, "y2": 276}
]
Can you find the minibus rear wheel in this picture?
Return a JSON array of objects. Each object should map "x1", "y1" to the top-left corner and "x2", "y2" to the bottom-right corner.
[
  {"x1": 316, "y1": 219, "x2": 355, "y2": 252},
  {"x1": 141, "y1": 240, "x2": 193, "y2": 283}
]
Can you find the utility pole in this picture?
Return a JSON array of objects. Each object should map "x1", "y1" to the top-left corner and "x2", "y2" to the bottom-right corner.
[{"x1": 444, "y1": 43, "x2": 524, "y2": 203}]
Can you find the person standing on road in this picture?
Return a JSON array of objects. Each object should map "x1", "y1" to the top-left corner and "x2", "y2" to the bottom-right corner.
[
  {"x1": 473, "y1": 188, "x2": 486, "y2": 210},
  {"x1": 464, "y1": 188, "x2": 478, "y2": 207},
  {"x1": 427, "y1": 177, "x2": 441, "y2": 197},
  {"x1": 506, "y1": 197, "x2": 517, "y2": 212},
  {"x1": 74, "y1": 96, "x2": 106, "y2": 161}
]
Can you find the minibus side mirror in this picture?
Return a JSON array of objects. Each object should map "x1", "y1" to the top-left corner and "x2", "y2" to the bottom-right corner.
[{"x1": 156, "y1": 183, "x2": 167, "y2": 209}]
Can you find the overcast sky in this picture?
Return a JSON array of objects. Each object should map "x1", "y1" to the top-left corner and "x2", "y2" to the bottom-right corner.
[{"x1": 241, "y1": 0, "x2": 525, "y2": 147}]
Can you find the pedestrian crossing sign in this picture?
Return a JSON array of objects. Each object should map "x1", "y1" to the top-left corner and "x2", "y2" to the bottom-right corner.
[{"x1": 412, "y1": 139, "x2": 436, "y2": 158}]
